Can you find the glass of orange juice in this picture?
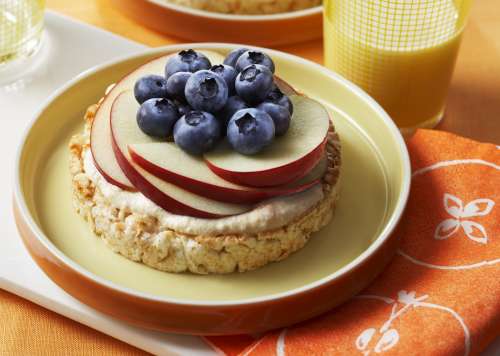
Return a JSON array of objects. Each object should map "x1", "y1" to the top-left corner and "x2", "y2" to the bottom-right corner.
[{"x1": 324, "y1": 0, "x2": 473, "y2": 133}]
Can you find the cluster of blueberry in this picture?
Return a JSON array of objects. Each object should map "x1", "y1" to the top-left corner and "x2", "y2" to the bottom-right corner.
[{"x1": 134, "y1": 48, "x2": 293, "y2": 155}]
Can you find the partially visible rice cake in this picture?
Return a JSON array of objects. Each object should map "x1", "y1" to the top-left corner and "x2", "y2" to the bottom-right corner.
[
  {"x1": 70, "y1": 101, "x2": 341, "y2": 274},
  {"x1": 164, "y1": 0, "x2": 321, "y2": 15}
]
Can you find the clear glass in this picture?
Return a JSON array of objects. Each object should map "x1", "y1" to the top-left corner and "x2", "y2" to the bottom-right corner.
[
  {"x1": 324, "y1": 0, "x2": 473, "y2": 132},
  {"x1": 0, "y1": 0, "x2": 45, "y2": 73}
]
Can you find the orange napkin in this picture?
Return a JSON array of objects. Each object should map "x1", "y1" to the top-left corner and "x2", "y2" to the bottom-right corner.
[{"x1": 205, "y1": 129, "x2": 500, "y2": 356}]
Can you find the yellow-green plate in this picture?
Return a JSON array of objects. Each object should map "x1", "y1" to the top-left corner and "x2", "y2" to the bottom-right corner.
[{"x1": 14, "y1": 44, "x2": 410, "y2": 335}]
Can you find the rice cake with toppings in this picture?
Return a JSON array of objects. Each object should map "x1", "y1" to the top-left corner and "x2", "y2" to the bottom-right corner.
[{"x1": 70, "y1": 96, "x2": 341, "y2": 274}]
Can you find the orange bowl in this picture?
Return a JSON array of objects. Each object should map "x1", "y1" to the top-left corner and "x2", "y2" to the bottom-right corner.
[
  {"x1": 111, "y1": 0, "x2": 322, "y2": 46},
  {"x1": 13, "y1": 44, "x2": 410, "y2": 335}
]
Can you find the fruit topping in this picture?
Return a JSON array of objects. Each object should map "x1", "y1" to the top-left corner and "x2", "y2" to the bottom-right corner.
[
  {"x1": 185, "y1": 70, "x2": 229, "y2": 113},
  {"x1": 235, "y1": 64, "x2": 274, "y2": 105},
  {"x1": 174, "y1": 111, "x2": 221, "y2": 155},
  {"x1": 136, "y1": 98, "x2": 179, "y2": 138},
  {"x1": 257, "y1": 101, "x2": 291, "y2": 136},
  {"x1": 165, "y1": 49, "x2": 211, "y2": 78},
  {"x1": 111, "y1": 92, "x2": 250, "y2": 218},
  {"x1": 227, "y1": 108, "x2": 275, "y2": 155},
  {"x1": 218, "y1": 95, "x2": 248, "y2": 129},
  {"x1": 223, "y1": 47, "x2": 249, "y2": 68},
  {"x1": 173, "y1": 100, "x2": 192, "y2": 116},
  {"x1": 210, "y1": 64, "x2": 237, "y2": 95},
  {"x1": 273, "y1": 76, "x2": 298, "y2": 97},
  {"x1": 91, "y1": 51, "x2": 225, "y2": 191},
  {"x1": 205, "y1": 96, "x2": 330, "y2": 187},
  {"x1": 266, "y1": 85, "x2": 294, "y2": 115},
  {"x1": 133, "y1": 75, "x2": 168, "y2": 104},
  {"x1": 129, "y1": 141, "x2": 324, "y2": 204},
  {"x1": 128, "y1": 48, "x2": 296, "y2": 158},
  {"x1": 166, "y1": 71, "x2": 191, "y2": 101},
  {"x1": 90, "y1": 48, "x2": 337, "y2": 219},
  {"x1": 235, "y1": 50, "x2": 275, "y2": 73}
]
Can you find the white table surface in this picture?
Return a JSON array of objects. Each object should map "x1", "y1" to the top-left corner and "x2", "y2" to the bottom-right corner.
[{"x1": 0, "y1": 10, "x2": 497, "y2": 356}]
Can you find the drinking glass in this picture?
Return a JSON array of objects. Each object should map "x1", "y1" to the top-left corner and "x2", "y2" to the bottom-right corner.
[
  {"x1": 1, "y1": 0, "x2": 45, "y2": 78},
  {"x1": 324, "y1": 0, "x2": 473, "y2": 133}
]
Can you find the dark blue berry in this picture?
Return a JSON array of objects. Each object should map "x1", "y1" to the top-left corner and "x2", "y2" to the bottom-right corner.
[
  {"x1": 166, "y1": 72, "x2": 191, "y2": 101},
  {"x1": 235, "y1": 51, "x2": 275, "y2": 73},
  {"x1": 210, "y1": 64, "x2": 237, "y2": 95},
  {"x1": 133, "y1": 75, "x2": 168, "y2": 104},
  {"x1": 223, "y1": 47, "x2": 249, "y2": 68},
  {"x1": 257, "y1": 102, "x2": 291, "y2": 136},
  {"x1": 173, "y1": 99, "x2": 192, "y2": 117},
  {"x1": 217, "y1": 96, "x2": 248, "y2": 133},
  {"x1": 227, "y1": 108, "x2": 275, "y2": 155},
  {"x1": 136, "y1": 98, "x2": 179, "y2": 138},
  {"x1": 165, "y1": 49, "x2": 211, "y2": 78},
  {"x1": 173, "y1": 111, "x2": 221, "y2": 155},
  {"x1": 266, "y1": 85, "x2": 293, "y2": 115},
  {"x1": 235, "y1": 64, "x2": 274, "y2": 105},
  {"x1": 185, "y1": 70, "x2": 228, "y2": 113}
]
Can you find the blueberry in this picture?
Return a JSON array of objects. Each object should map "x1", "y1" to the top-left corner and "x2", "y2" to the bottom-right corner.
[
  {"x1": 137, "y1": 98, "x2": 179, "y2": 138},
  {"x1": 185, "y1": 70, "x2": 228, "y2": 113},
  {"x1": 235, "y1": 64, "x2": 274, "y2": 105},
  {"x1": 218, "y1": 96, "x2": 248, "y2": 133},
  {"x1": 227, "y1": 108, "x2": 275, "y2": 155},
  {"x1": 133, "y1": 75, "x2": 168, "y2": 104},
  {"x1": 165, "y1": 49, "x2": 211, "y2": 78},
  {"x1": 173, "y1": 99, "x2": 192, "y2": 117},
  {"x1": 235, "y1": 50, "x2": 275, "y2": 73},
  {"x1": 223, "y1": 47, "x2": 249, "y2": 68},
  {"x1": 257, "y1": 102, "x2": 291, "y2": 136},
  {"x1": 166, "y1": 72, "x2": 191, "y2": 101},
  {"x1": 266, "y1": 85, "x2": 293, "y2": 115},
  {"x1": 173, "y1": 111, "x2": 221, "y2": 155},
  {"x1": 210, "y1": 64, "x2": 237, "y2": 95}
]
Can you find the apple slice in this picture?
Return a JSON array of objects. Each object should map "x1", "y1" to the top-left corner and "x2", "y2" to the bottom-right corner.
[
  {"x1": 128, "y1": 141, "x2": 324, "y2": 204},
  {"x1": 274, "y1": 76, "x2": 298, "y2": 96},
  {"x1": 90, "y1": 50, "x2": 225, "y2": 191},
  {"x1": 111, "y1": 91, "x2": 251, "y2": 218},
  {"x1": 204, "y1": 95, "x2": 330, "y2": 187}
]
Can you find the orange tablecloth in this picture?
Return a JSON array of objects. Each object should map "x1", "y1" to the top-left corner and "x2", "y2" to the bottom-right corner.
[{"x1": 1, "y1": 0, "x2": 499, "y2": 354}]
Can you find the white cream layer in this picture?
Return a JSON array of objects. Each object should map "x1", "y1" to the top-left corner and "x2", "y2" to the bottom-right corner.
[{"x1": 83, "y1": 150, "x2": 324, "y2": 235}]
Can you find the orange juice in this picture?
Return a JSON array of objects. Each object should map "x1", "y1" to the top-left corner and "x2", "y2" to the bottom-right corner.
[{"x1": 323, "y1": 0, "x2": 472, "y2": 131}]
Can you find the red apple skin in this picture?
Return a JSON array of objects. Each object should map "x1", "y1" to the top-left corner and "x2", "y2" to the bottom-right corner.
[
  {"x1": 90, "y1": 109, "x2": 137, "y2": 191},
  {"x1": 91, "y1": 153, "x2": 136, "y2": 191},
  {"x1": 111, "y1": 136, "x2": 230, "y2": 219},
  {"x1": 109, "y1": 96, "x2": 234, "y2": 219},
  {"x1": 274, "y1": 76, "x2": 299, "y2": 96},
  {"x1": 89, "y1": 56, "x2": 169, "y2": 192},
  {"x1": 128, "y1": 147, "x2": 321, "y2": 204},
  {"x1": 205, "y1": 137, "x2": 327, "y2": 188}
]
